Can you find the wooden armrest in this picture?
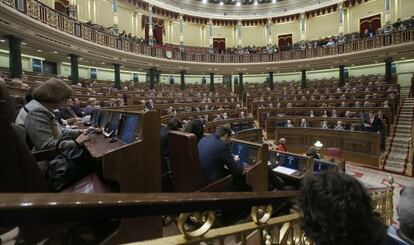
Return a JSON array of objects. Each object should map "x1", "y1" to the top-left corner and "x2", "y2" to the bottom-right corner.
[
  {"x1": 244, "y1": 161, "x2": 268, "y2": 192},
  {"x1": 198, "y1": 175, "x2": 233, "y2": 192},
  {"x1": 32, "y1": 149, "x2": 58, "y2": 161}
]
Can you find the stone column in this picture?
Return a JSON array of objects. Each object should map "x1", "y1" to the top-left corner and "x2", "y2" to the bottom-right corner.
[
  {"x1": 237, "y1": 20, "x2": 242, "y2": 48},
  {"x1": 269, "y1": 71, "x2": 274, "y2": 90},
  {"x1": 339, "y1": 65, "x2": 345, "y2": 87},
  {"x1": 239, "y1": 73, "x2": 244, "y2": 102},
  {"x1": 69, "y1": 0, "x2": 77, "y2": 19},
  {"x1": 180, "y1": 70, "x2": 186, "y2": 91},
  {"x1": 149, "y1": 68, "x2": 156, "y2": 89},
  {"x1": 112, "y1": 0, "x2": 118, "y2": 34},
  {"x1": 148, "y1": 4, "x2": 154, "y2": 45},
  {"x1": 208, "y1": 19, "x2": 213, "y2": 53},
  {"x1": 7, "y1": 36, "x2": 22, "y2": 79},
  {"x1": 114, "y1": 64, "x2": 121, "y2": 90},
  {"x1": 301, "y1": 69, "x2": 307, "y2": 89},
  {"x1": 338, "y1": 2, "x2": 345, "y2": 43},
  {"x1": 300, "y1": 12, "x2": 306, "y2": 43},
  {"x1": 385, "y1": 57, "x2": 393, "y2": 83},
  {"x1": 69, "y1": 54, "x2": 79, "y2": 84},
  {"x1": 179, "y1": 14, "x2": 184, "y2": 51},
  {"x1": 384, "y1": 0, "x2": 392, "y2": 33},
  {"x1": 266, "y1": 18, "x2": 273, "y2": 47},
  {"x1": 209, "y1": 73, "x2": 215, "y2": 92}
]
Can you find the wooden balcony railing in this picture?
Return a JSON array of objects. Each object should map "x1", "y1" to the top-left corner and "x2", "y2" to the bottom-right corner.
[
  {"x1": 1, "y1": 0, "x2": 414, "y2": 64},
  {"x1": 0, "y1": 180, "x2": 394, "y2": 244}
]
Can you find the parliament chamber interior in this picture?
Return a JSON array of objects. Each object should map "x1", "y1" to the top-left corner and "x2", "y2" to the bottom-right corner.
[{"x1": 1, "y1": 0, "x2": 414, "y2": 244}]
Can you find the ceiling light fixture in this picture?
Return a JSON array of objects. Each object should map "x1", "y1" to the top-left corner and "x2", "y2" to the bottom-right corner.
[
  {"x1": 0, "y1": 39, "x2": 6, "y2": 43},
  {"x1": 37, "y1": 49, "x2": 42, "y2": 52},
  {"x1": 21, "y1": 42, "x2": 27, "y2": 45},
  {"x1": 236, "y1": 1, "x2": 241, "y2": 6},
  {"x1": 254, "y1": 0, "x2": 258, "y2": 5},
  {"x1": 53, "y1": 51, "x2": 58, "y2": 54},
  {"x1": 272, "y1": 0, "x2": 276, "y2": 3},
  {"x1": 219, "y1": 1, "x2": 224, "y2": 5},
  {"x1": 202, "y1": 0, "x2": 207, "y2": 3}
]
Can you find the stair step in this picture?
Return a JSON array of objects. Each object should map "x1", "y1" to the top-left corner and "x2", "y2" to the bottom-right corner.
[{"x1": 384, "y1": 163, "x2": 405, "y2": 173}]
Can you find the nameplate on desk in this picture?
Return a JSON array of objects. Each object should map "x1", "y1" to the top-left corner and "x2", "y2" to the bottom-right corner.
[{"x1": 273, "y1": 166, "x2": 299, "y2": 176}]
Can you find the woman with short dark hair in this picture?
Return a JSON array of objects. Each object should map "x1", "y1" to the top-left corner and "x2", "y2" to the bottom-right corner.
[
  {"x1": 15, "y1": 79, "x2": 90, "y2": 158},
  {"x1": 298, "y1": 172, "x2": 391, "y2": 245}
]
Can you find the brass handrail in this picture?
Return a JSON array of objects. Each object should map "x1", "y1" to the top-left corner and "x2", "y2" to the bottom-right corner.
[{"x1": 0, "y1": 191, "x2": 298, "y2": 226}]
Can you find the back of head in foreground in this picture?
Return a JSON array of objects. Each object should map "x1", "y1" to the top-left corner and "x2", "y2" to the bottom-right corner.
[
  {"x1": 298, "y1": 172, "x2": 385, "y2": 245},
  {"x1": 398, "y1": 187, "x2": 414, "y2": 242}
]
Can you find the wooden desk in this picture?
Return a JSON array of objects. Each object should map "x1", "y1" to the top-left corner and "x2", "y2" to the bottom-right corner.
[
  {"x1": 257, "y1": 107, "x2": 393, "y2": 127},
  {"x1": 265, "y1": 116, "x2": 388, "y2": 140},
  {"x1": 275, "y1": 127, "x2": 381, "y2": 166},
  {"x1": 205, "y1": 118, "x2": 254, "y2": 133},
  {"x1": 83, "y1": 133, "x2": 126, "y2": 158},
  {"x1": 85, "y1": 110, "x2": 162, "y2": 244}
]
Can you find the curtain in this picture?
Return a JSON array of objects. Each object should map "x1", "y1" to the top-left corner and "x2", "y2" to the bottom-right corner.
[
  {"x1": 278, "y1": 34, "x2": 293, "y2": 47},
  {"x1": 142, "y1": 15, "x2": 164, "y2": 44},
  {"x1": 213, "y1": 38, "x2": 226, "y2": 52},
  {"x1": 360, "y1": 14, "x2": 381, "y2": 35}
]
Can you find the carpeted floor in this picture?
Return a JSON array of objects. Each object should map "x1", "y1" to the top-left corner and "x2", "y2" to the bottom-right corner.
[{"x1": 346, "y1": 163, "x2": 414, "y2": 225}]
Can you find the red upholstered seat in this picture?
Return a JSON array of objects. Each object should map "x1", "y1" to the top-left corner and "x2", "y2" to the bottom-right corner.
[{"x1": 327, "y1": 147, "x2": 342, "y2": 158}]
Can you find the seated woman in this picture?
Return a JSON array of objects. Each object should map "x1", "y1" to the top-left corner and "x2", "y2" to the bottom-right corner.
[
  {"x1": 298, "y1": 172, "x2": 393, "y2": 245},
  {"x1": 19, "y1": 79, "x2": 92, "y2": 179}
]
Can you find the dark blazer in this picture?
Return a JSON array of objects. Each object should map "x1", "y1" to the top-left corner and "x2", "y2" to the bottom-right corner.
[
  {"x1": 198, "y1": 134, "x2": 243, "y2": 183},
  {"x1": 365, "y1": 116, "x2": 382, "y2": 132}
]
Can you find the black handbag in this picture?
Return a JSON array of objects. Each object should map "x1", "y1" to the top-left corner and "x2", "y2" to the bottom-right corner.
[{"x1": 47, "y1": 136, "x2": 97, "y2": 192}]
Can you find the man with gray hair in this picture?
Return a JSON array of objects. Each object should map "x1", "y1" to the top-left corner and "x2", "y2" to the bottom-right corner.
[{"x1": 387, "y1": 187, "x2": 414, "y2": 244}]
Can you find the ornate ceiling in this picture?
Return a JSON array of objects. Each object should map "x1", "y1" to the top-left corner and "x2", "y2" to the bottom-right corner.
[{"x1": 143, "y1": 0, "x2": 339, "y2": 19}]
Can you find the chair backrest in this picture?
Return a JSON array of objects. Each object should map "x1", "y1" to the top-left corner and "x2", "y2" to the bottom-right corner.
[
  {"x1": 0, "y1": 81, "x2": 48, "y2": 193},
  {"x1": 168, "y1": 130, "x2": 206, "y2": 192},
  {"x1": 327, "y1": 147, "x2": 342, "y2": 158}
]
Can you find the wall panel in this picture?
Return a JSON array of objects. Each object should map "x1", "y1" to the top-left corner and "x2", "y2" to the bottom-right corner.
[
  {"x1": 306, "y1": 13, "x2": 339, "y2": 40},
  {"x1": 272, "y1": 21, "x2": 300, "y2": 44}
]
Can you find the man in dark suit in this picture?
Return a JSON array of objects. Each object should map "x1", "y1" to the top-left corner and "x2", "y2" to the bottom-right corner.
[
  {"x1": 364, "y1": 111, "x2": 382, "y2": 132},
  {"x1": 198, "y1": 124, "x2": 247, "y2": 191}
]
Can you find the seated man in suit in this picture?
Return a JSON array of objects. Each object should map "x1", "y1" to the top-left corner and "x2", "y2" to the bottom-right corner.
[
  {"x1": 364, "y1": 111, "x2": 382, "y2": 132},
  {"x1": 198, "y1": 124, "x2": 249, "y2": 191}
]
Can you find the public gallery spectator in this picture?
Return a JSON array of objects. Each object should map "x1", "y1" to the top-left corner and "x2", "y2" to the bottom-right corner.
[{"x1": 298, "y1": 172, "x2": 393, "y2": 245}]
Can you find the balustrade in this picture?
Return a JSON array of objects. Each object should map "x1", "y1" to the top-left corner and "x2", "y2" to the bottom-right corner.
[{"x1": 1, "y1": 0, "x2": 414, "y2": 64}]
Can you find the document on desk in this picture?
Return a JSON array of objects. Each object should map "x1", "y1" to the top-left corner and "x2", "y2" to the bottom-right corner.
[{"x1": 273, "y1": 166, "x2": 298, "y2": 175}]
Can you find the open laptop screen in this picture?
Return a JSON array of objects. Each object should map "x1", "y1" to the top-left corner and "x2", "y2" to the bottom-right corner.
[
  {"x1": 105, "y1": 112, "x2": 121, "y2": 136},
  {"x1": 119, "y1": 114, "x2": 140, "y2": 144},
  {"x1": 98, "y1": 111, "x2": 110, "y2": 130}
]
